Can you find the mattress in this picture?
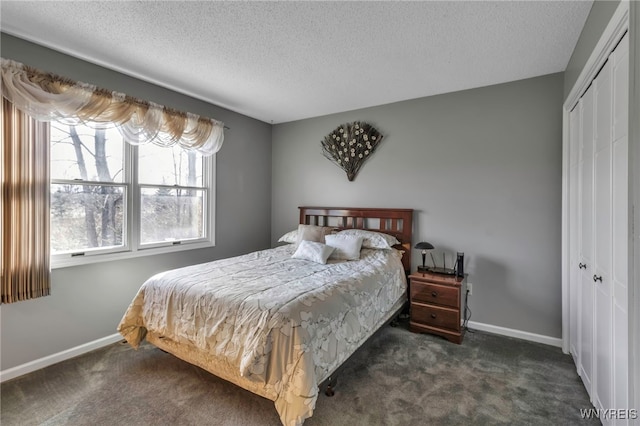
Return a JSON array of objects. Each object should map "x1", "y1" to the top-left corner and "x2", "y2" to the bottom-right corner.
[{"x1": 118, "y1": 244, "x2": 407, "y2": 425}]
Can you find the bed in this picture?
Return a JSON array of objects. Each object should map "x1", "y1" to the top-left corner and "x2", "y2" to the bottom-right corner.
[{"x1": 117, "y1": 206, "x2": 413, "y2": 426}]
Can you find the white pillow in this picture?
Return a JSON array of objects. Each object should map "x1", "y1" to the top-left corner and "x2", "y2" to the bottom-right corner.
[
  {"x1": 278, "y1": 229, "x2": 298, "y2": 244},
  {"x1": 277, "y1": 225, "x2": 334, "y2": 245},
  {"x1": 337, "y1": 229, "x2": 400, "y2": 249},
  {"x1": 325, "y1": 234, "x2": 364, "y2": 261},
  {"x1": 291, "y1": 240, "x2": 335, "y2": 264}
]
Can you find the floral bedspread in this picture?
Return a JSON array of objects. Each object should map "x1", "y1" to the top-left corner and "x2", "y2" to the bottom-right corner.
[{"x1": 117, "y1": 244, "x2": 406, "y2": 425}]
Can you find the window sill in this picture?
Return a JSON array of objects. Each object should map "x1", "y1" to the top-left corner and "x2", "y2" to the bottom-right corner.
[{"x1": 51, "y1": 240, "x2": 215, "y2": 269}]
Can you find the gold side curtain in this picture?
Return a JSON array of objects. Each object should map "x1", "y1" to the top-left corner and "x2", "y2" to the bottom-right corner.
[
  {"x1": 1, "y1": 58, "x2": 225, "y2": 156},
  {"x1": 1, "y1": 98, "x2": 50, "y2": 303}
]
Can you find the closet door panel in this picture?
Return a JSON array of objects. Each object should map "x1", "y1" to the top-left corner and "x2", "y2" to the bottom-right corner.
[
  {"x1": 568, "y1": 107, "x2": 581, "y2": 360},
  {"x1": 611, "y1": 32, "x2": 629, "y2": 416},
  {"x1": 593, "y1": 61, "x2": 613, "y2": 413},
  {"x1": 578, "y1": 87, "x2": 594, "y2": 391},
  {"x1": 579, "y1": 88, "x2": 594, "y2": 263},
  {"x1": 612, "y1": 35, "x2": 629, "y2": 141}
]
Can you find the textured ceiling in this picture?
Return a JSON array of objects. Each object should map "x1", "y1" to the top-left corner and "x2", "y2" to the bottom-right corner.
[{"x1": 1, "y1": 1, "x2": 592, "y2": 124}]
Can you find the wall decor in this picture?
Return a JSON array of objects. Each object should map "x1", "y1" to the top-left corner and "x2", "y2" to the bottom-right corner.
[{"x1": 320, "y1": 121, "x2": 383, "y2": 181}]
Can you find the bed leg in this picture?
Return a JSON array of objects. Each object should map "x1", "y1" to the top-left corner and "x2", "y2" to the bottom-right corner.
[
  {"x1": 390, "y1": 316, "x2": 399, "y2": 327},
  {"x1": 325, "y1": 376, "x2": 337, "y2": 397}
]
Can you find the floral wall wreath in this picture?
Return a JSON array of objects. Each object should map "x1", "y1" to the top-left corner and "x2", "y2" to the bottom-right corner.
[{"x1": 320, "y1": 121, "x2": 383, "y2": 181}]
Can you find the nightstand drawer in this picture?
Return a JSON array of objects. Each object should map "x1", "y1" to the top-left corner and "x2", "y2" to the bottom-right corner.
[
  {"x1": 411, "y1": 304, "x2": 459, "y2": 331},
  {"x1": 411, "y1": 281, "x2": 459, "y2": 308}
]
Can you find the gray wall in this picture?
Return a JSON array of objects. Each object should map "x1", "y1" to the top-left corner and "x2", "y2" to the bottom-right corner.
[
  {"x1": 0, "y1": 34, "x2": 272, "y2": 371},
  {"x1": 564, "y1": 0, "x2": 621, "y2": 99},
  {"x1": 272, "y1": 73, "x2": 565, "y2": 338}
]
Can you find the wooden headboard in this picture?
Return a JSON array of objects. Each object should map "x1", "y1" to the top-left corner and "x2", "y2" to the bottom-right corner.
[{"x1": 299, "y1": 206, "x2": 413, "y2": 273}]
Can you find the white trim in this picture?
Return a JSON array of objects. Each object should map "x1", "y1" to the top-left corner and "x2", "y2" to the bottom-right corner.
[
  {"x1": 0, "y1": 333, "x2": 123, "y2": 383},
  {"x1": 51, "y1": 238, "x2": 215, "y2": 269},
  {"x1": 561, "y1": 0, "x2": 630, "y2": 355},
  {"x1": 51, "y1": 148, "x2": 217, "y2": 270},
  {"x1": 467, "y1": 321, "x2": 563, "y2": 348},
  {"x1": 561, "y1": 106, "x2": 571, "y2": 354},
  {"x1": 564, "y1": 1, "x2": 630, "y2": 112},
  {"x1": 629, "y1": 0, "x2": 640, "y2": 414},
  {"x1": 0, "y1": 324, "x2": 562, "y2": 384}
]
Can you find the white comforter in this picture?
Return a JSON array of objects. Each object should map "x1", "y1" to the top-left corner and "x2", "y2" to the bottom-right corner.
[{"x1": 118, "y1": 244, "x2": 406, "y2": 425}]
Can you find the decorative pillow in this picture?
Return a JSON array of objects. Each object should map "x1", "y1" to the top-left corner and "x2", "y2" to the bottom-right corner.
[
  {"x1": 325, "y1": 234, "x2": 364, "y2": 261},
  {"x1": 337, "y1": 229, "x2": 400, "y2": 249},
  {"x1": 278, "y1": 229, "x2": 298, "y2": 244},
  {"x1": 291, "y1": 240, "x2": 335, "y2": 264},
  {"x1": 296, "y1": 224, "x2": 334, "y2": 245},
  {"x1": 277, "y1": 225, "x2": 334, "y2": 245}
]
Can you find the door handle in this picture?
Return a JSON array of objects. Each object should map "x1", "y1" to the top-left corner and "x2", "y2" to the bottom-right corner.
[{"x1": 593, "y1": 275, "x2": 603, "y2": 283}]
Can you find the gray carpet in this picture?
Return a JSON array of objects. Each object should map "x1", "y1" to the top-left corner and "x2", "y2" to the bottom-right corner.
[{"x1": 1, "y1": 320, "x2": 597, "y2": 425}]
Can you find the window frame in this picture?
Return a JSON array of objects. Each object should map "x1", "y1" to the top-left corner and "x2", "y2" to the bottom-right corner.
[{"x1": 50, "y1": 123, "x2": 216, "y2": 269}]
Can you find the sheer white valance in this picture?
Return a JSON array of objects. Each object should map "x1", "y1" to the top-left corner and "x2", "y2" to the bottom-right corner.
[{"x1": 1, "y1": 58, "x2": 224, "y2": 156}]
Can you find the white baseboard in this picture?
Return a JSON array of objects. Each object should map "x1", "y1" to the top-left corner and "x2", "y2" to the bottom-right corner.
[
  {"x1": 467, "y1": 321, "x2": 563, "y2": 348},
  {"x1": 0, "y1": 322, "x2": 563, "y2": 383},
  {"x1": 0, "y1": 333, "x2": 123, "y2": 383}
]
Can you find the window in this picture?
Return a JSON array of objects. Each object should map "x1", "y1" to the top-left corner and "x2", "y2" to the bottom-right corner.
[
  {"x1": 50, "y1": 123, "x2": 127, "y2": 255},
  {"x1": 50, "y1": 121, "x2": 214, "y2": 267},
  {"x1": 2, "y1": 59, "x2": 224, "y2": 274},
  {"x1": 137, "y1": 143, "x2": 206, "y2": 246}
]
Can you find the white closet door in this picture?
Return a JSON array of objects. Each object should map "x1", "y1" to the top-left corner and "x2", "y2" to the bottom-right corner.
[
  {"x1": 569, "y1": 106, "x2": 582, "y2": 361},
  {"x1": 611, "y1": 32, "x2": 629, "y2": 419},
  {"x1": 566, "y1": 23, "x2": 630, "y2": 418},
  {"x1": 578, "y1": 84, "x2": 595, "y2": 393},
  {"x1": 592, "y1": 55, "x2": 613, "y2": 416}
]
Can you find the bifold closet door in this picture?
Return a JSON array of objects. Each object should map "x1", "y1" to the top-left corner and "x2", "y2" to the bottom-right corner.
[
  {"x1": 568, "y1": 107, "x2": 581, "y2": 361},
  {"x1": 592, "y1": 51, "x2": 613, "y2": 414},
  {"x1": 578, "y1": 82, "x2": 595, "y2": 393},
  {"x1": 568, "y1": 28, "x2": 629, "y2": 420},
  {"x1": 591, "y1": 32, "x2": 630, "y2": 419},
  {"x1": 584, "y1": 31, "x2": 629, "y2": 419},
  {"x1": 610, "y1": 32, "x2": 629, "y2": 416}
]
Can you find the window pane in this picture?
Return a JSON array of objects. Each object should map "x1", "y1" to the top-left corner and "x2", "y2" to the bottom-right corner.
[
  {"x1": 138, "y1": 143, "x2": 203, "y2": 186},
  {"x1": 140, "y1": 187, "x2": 204, "y2": 244},
  {"x1": 50, "y1": 122, "x2": 124, "y2": 182},
  {"x1": 51, "y1": 184, "x2": 125, "y2": 253}
]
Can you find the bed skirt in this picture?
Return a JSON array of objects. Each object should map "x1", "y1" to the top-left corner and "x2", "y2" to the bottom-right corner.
[{"x1": 145, "y1": 295, "x2": 406, "y2": 425}]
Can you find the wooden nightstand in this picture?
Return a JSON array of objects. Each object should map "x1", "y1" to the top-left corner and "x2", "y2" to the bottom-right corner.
[{"x1": 409, "y1": 272, "x2": 466, "y2": 344}]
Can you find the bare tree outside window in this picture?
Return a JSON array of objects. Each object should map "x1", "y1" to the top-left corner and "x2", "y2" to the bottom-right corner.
[
  {"x1": 50, "y1": 121, "x2": 206, "y2": 255},
  {"x1": 50, "y1": 123, "x2": 125, "y2": 253},
  {"x1": 138, "y1": 143, "x2": 205, "y2": 245}
]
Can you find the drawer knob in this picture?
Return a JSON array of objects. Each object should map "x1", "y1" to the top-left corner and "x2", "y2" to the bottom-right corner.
[
  {"x1": 431, "y1": 291, "x2": 438, "y2": 297},
  {"x1": 430, "y1": 313, "x2": 437, "y2": 319}
]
